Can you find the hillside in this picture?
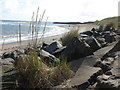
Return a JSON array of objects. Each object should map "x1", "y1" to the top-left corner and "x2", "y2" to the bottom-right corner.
[{"x1": 95, "y1": 16, "x2": 120, "y2": 30}]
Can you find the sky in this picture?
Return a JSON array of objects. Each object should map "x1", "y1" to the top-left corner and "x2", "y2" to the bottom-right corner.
[{"x1": 0, "y1": 0, "x2": 119, "y2": 22}]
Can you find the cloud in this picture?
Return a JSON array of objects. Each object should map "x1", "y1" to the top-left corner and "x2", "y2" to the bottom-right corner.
[
  {"x1": 4, "y1": 0, "x2": 19, "y2": 12},
  {"x1": 1, "y1": 0, "x2": 40, "y2": 20},
  {"x1": 37, "y1": 0, "x2": 119, "y2": 21},
  {"x1": 1, "y1": 0, "x2": 119, "y2": 21}
]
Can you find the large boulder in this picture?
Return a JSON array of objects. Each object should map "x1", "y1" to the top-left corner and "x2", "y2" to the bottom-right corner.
[
  {"x1": 0, "y1": 58, "x2": 19, "y2": 89},
  {"x1": 104, "y1": 34, "x2": 116, "y2": 43},
  {"x1": 71, "y1": 66, "x2": 102, "y2": 89},
  {"x1": 44, "y1": 41, "x2": 63, "y2": 54},
  {"x1": 2, "y1": 50, "x2": 24, "y2": 60},
  {"x1": 85, "y1": 37, "x2": 101, "y2": 52},
  {"x1": 102, "y1": 40, "x2": 120, "y2": 60},
  {"x1": 38, "y1": 50, "x2": 58, "y2": 64},
  {"x1": 108, "y1": 40, "x2": 120, "y2": 53},
  {"x1": 61, "y1": 37, "x2": 93, "y2": 61}
]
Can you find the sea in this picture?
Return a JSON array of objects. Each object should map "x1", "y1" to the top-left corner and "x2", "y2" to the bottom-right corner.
[{"x1": 0, "y1": 20, "x2": 70, "y2": 45}]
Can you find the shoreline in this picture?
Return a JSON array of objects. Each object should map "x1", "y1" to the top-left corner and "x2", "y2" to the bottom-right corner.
[
  {"x1": 0, "y1": 23, "x2": 98, "y2": 54},
  {"x1": 0, "y1": 34, "x2": 63, "y2": 54}
]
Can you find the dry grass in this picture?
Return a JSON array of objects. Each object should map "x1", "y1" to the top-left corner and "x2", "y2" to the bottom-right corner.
[
  {"x1": 15, "y1": 49, "x2": 73, "y2": 88},
  {"x1": 61, "y1": 29, "x2": 79, "y2": 46},
  {"x1": 28, "y1": 7, "x2": 47, "y2": 48},
  {"x1": 50, "y1": 59, "x2": 73, "y2": 86},
  {"x1": 96, "y1": 16, "x2": 120, "y2": 30}
]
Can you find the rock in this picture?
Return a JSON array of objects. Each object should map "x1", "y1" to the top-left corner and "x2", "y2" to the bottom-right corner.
[
  {"x1": 11, "y1": 50, "x2": 22, "y2": 60},
  {"x1": 105, "y1": 68, "x2": 119, "y2": 76},
  {"x1": 105, "y1": 71, "x2": 112, "y2": 75},
  {"x1": 2, "y1": 50, "x2": 24, "y2": 60},
  {"x1": 2, "y1": 52, "x2": 13, "y2": 59},
  {"x1": 102, "y1": 41, "x2": 120, "y2": 60},
  {"x1": 61, "y1": 37, "x2": 93, "y2": 61},
  {"x1": 92, "y1": 31, "x2": 101, "y2": 37},
  {"x1": 88, "y1": 69, "x2": 103, "y2": 85},
  {"x1": 0, "y1": 58, "x2": 16, "y2": 75},
  {"x1": 96, "y1": 37, "x2": 105, "y2": 43},
  {"x1": 102, "y1": 31, "x2": 111, "y2": 35},
  {"x1": 41, "y1": 42, "x2": 49, "y2": 50},
  {"x1": 52, "y1": 46, "x2": 66, "y2": 58},
  {"x1": 85, "y1": 37, "x2": 101, "y2": 52},
  {"x1": 105, "y1": 56, "x2": 120, "y2": 76},
  {"x1": 1, "y1": 58, "x2": 19, "y2": 89},
  {"x1": 71, "y1": 66, "x2": 101, "y2": 89},
  {"x1": 91, "y1": 28, "x2": 96, "y2": 32},
  {"x1": 102, "y1": 57, "x2": 114, "y2": 65},
  {"x1": 0, "y1": 58, "x2": 15, "y2": 65},
  {"x1": 73, "y1": 81, "x2": 90, "y2": 90},
  {"x1": 108, "y1": 40, "x2": 120, "y2": 54},
  {"x1": 44, "y1": 41, "x2": 63, "y2": 54},
  {"x1": 96, "y1": 74, "x2": 120, "y2": 90},
  {"x1": 96, "y1": 37, "x2": 107, "y2": 47},
  {"x1": 104, "y1": 34, "x2": 116, "y2": 43},
  {"x1": 94, "y1": 61, "x2": 111, "y2": 72},
  {"x1": 38, "y1": 50, "x2": 58, "y2": 64},
  {"x1": 80, "y1": 34, "x2": 88, "y2": 38},
  {"x1": 114, "y1": 35, "x2": 120, "y2": 41},
  {"x1": 115, "y1": 30, "x2": 120, "y2": 35},
  {"x1": 80, "y1": 31, "x2": 93, "y2": 36}
]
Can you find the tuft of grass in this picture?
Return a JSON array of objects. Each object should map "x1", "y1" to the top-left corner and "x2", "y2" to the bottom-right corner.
[
  {"x1": 15, "y1": 49, "x2": 52, "y2": 88},
  {"x1": 28, "y1": 7, "x2": 47, "y2": 48},
  {"x1": 18, "y1": 24, "x2": 21, "y2": 47},
  {"x1": 61, "y1": 29, "x2": 79, "y2": 46},
  {"x1": 15, "y1": 49, "x2": 73, "y2": 88},
  {"x1": 50, "y1": 59, "x2": 73, "y2": 86},
  {"x1": 104, "y1": 22, "x2": 115, "y2": 31}
]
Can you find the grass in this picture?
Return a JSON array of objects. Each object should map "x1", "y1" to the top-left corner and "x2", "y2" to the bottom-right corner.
[
  {"x1": 18, "y1": 24, "x2": 21, "y2": 47},
  {"x1": 61, "y1": 29, "x2": 79, "y2": 46},
  {"x1": 95, "y1": 16, "x2": 120, "y2": 30},
  {"x1": 15, "y1": 49, "x2": 73, "y2": 88},
  {"x1": 28, "y1": 7, "x2": 47, "y2": 48}
]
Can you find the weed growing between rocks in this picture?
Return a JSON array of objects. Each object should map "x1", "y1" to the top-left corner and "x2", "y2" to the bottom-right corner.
[
  {"x1": 15, "y1": 49, "x2": 73, "y2": 88},
  {"x1": 61, "y1": 29, "x2": 80, "y2": 46}
]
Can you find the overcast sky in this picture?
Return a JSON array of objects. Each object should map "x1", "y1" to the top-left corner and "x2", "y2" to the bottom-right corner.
[{"x1": 0, "y1": 0, "x2": 119, "y2": 22}]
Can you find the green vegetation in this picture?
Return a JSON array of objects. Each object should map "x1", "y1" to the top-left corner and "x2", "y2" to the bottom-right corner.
[
  {"x1": 95, "y1": 16, "x2": 120, "y2": 30},
  {"x1": 15, "y1": 49, "x2": 73, "y2": 88},
  {"x1": 61, "y1": 29, "x2": 80, "y2": 46}
]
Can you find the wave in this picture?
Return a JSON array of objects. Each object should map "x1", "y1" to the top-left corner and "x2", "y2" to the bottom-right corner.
[{"x1": 0, "y1": 26, "x2": 69, "y2": 45}]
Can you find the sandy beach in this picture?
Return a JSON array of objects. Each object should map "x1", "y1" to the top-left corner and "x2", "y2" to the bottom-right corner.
[{"x1": 0, "y1": 34, "x2": 63, "y2": 54}]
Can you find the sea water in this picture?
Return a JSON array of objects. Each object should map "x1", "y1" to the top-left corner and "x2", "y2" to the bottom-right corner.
[{"x1": 0, "y1": 20, "x2": 69, "y2": 45}]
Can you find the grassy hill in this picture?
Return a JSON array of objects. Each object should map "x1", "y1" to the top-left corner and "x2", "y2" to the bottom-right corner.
[{"x1": 95, "y1": 16, "x2": 120, "y2": 30}]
